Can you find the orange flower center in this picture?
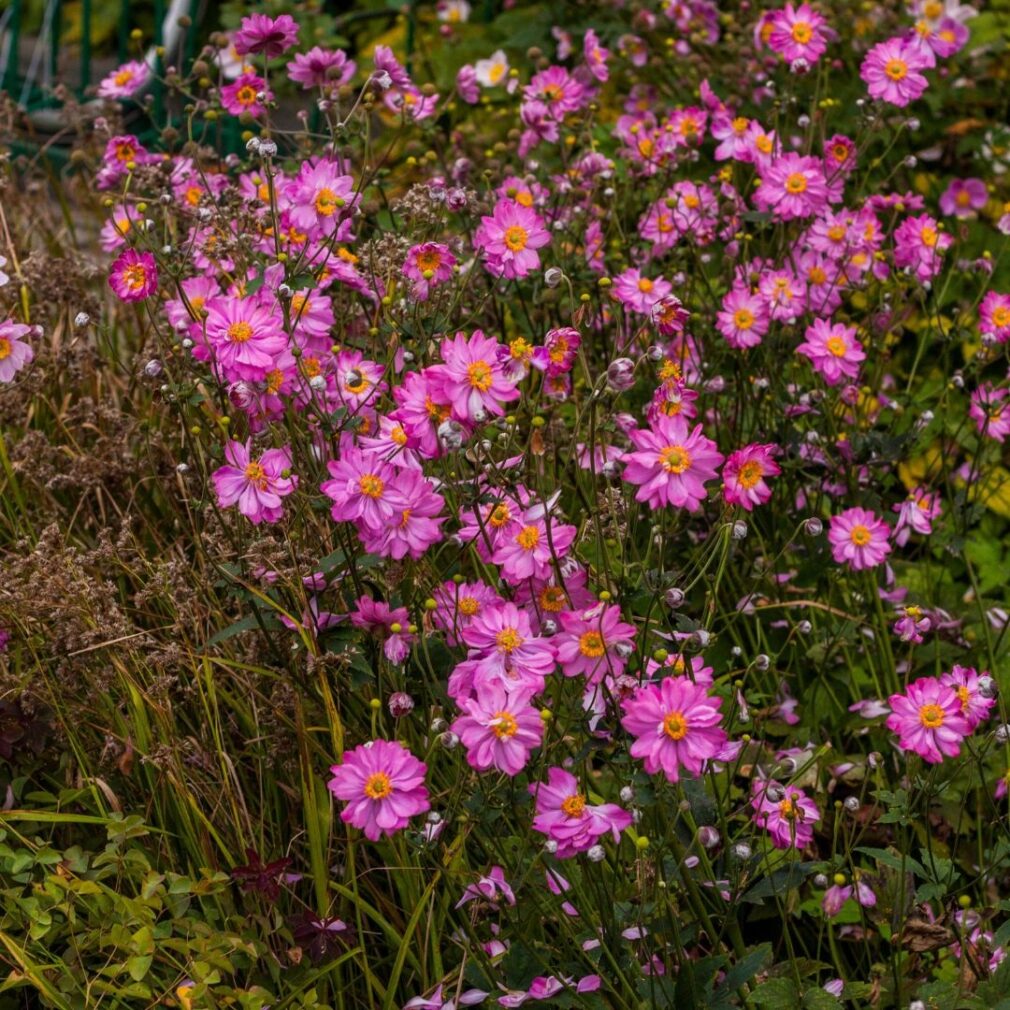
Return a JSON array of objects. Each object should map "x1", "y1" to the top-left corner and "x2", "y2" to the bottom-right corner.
[
  {"x1": 791, "y1": 21, "x2": 812, "y2": 43},
  {"x1": 849, "y1": 524, "x2": 872, "y2": 546},
  {"x1": 0, "y1": 338, "x2": 10, "y2": 361},
  {"x1": 227, "y1": 321, "x2": 253, "y2": 343},
  {"x1": 516, "y1": 525, "x2": 540, "y2": 550},
  {"x1": 364, "y1": 772, "x2": 393, "y2": 800},
  {"x1": 663, "y1": 711, "x2": 688, "y2": 740},
  {"x1": 778, "y1": 797, "x2": 799, "y2": 820},
  {"x1": 359, "y1": 474, "x2": 384, "y2": 498},
  {"x1": 504, "y1": 225, "x2": 528, "y2": 252},
  {"x1": 123, "y1": 263, "x2": 148, "y2": 291},
  {"x1": 734, "y1": 308, "x2": 755, "y2": 330},
  {"x1": 243, "y1": 461, "x2": 267, "y2": 489},
  {"x1": 579, "y1": 631, "x2": 606, "y2": 658},
  {"x1": 496, "y1": 628, "x2": 523, "y2": 653},
  {"x1": 416, "y1": 249, "x2": 442, "y2": 272},
  {"x1": 885, "y1": 59, "x2": 908, "y2": 82},
  {"x1": 458, "y1": 596, "x2": 479, "y2": 616},
  {"x1": 561, "y1": 794, "x2": 586, "y2": 817},
  {"x1": 737, "y1": 460, "x2": 763, "y2": 489},
  {"x1": 315, "y1": 188, "x2": 342, "y2": 216},
  {"x1": 825, "y1": 335, "x2": 848, "y2": 357},
  {"x1": 491, "y1": 711, "x2": 518, "y2": 739},
  {"x1": 236, "y1": 85, "x2": 258, "y2": 106},
  {"x1": 919, "y1": 704, "x2": 944, "y2": 729},
  {"x1": 785, "y1": 172, "x2": 808, "y2": 195},
  {"x1": 659, "y1": 445, "x2": 692, "y2": 474},
  {"x1": 638, "y1": 277, "x2": 654, "y2": 293},
  {"x1": 489, "y1": 503, "x2": 512, "y2": 527},
  {"x1": 467, "y1": 360, "x2": 493, "y2": 391}
]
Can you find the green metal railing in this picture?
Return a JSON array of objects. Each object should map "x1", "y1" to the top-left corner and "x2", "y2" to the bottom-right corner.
[{"x1": 0, "y1": 0, "x2": 202, "y2": 115}]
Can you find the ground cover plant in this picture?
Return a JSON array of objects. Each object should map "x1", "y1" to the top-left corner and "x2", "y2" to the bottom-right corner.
[{"x1": 3, "y1": 0, "x2": 1010, "y2": 1007}]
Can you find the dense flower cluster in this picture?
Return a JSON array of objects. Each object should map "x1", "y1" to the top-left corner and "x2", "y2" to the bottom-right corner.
[{"x1": 4, "y1": 0, "x2": 1010, "y2": 1006}]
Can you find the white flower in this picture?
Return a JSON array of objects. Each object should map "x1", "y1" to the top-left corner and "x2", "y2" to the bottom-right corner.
[{"x1": 474, "y1": 49, "x2": 509, "y2": 88}]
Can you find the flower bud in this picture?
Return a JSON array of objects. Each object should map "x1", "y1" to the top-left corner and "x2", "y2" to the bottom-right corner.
[
  {"x1": 544, "y1": 267, "x2": 564, "y2": 287},
  {"x1": 606, "y1": 358, "x2": 636, "y2": 392},
  {"x1": 804, "y1": 517, "x2": 823, "y2": 536},
  {"x1": 586, "y1": 844, "x2": 606, "y2": 863},
  {"x1": 388, "y1": 692, "x2": 414, "y2": 718},
  {"x1": 698, "y1": 825, "x2": 720, "y2": 849}
]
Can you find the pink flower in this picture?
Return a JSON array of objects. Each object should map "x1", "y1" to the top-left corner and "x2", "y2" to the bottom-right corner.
[
  {"x1": 287, "y1": 48, "x2": 356, "y2": 89},
  {"x1": 969, "y1": 383, "x2": 1010, "y2": 442},
  {"x1": 796, "y1": 320, "x2": 865, "y2": 386},
  {"x1": 321, "y1": 448, "x2": 399, "y2": 529},
  {"x1": 768, "y1": 3, "x2": 829, "y2": 64},
  {"x1": 886, "y1": 677, "x2": 971, "y2": 763},
  {"x1": 204, "y1": 297, "x2": 287, "y2": 381},
  {"x1": 751, "y1": 779, "x2": 820, "y2": 850},
  {"x1": 491, "y1": 515, "x2": 577, "y2": 584},
  {"x1": 288, "y1": 158, "x2": 359, "y2": 237},
  {"x1": 456, "y1": 65, "x2": 480, "y2": 104},
  {"x1": 384, "y1": 86, "x2": 439, "y2": 121},
  {"x1": 529, "y1": 766, "x2": 631, "y2": 858},
  {"x1": 455, "y1": 866, "x2": 516, "y2": 909},
  {"x1": 621, "y1": 676, "x2": 728, "y2": 783},
  {"x1": 754, "y1": 154, "x2": 828, "y2": 221},
  {"x1": 538, "y1": 327, "x2": 581, "y2": 375},
  {"x1": 0, "y1": 321, "x2": 35, "y2": 382},
  {"x1": 452, "y1": 684, "x2": 543, "y2": 775},
  {"x1": 717, "y1": 287, "x2": 769, "y2": 349},
  {"x1": 940, "y1": 665, "x2": 995, "y2": 731},
  {"x1": 523, "y1": 66, "x2": 586, "y2": 116},
  {"x1": 212, "y1": 440, "x2": 296, "y2": 525},
  {"x1": 97, "y1": 60, "x2": 149, "y2": 99},
  {"x1": 622, "y1": 414, "x2": 724, "y2": 512},
  {"x1": 583, "y1": 29, "x2": 610, "y2": 82},
  {"x1": 351, "y1": 597, "x2": 415, "y2": 663},
  {"x1": 612, "y1": 268, "x2": 672, "y2": 315},
  {"x1": 939, "y1": 177, "x2": 988, "y2": 218},
  {"x1": 221, "y1": 73, "x2": 271, "y2": 118},
  {"x1": 328, "y1": 740, "x2": 429, "y2": 841},
  {"x1": 360, "y1": 468, "x2": 446, "y2": 560},
  {"x1": 474, "y1": 198, "x2": 550, "y2": 279},
  {"x1": 894, "y1": 605, "x2": 931, "y2": 644},
  {"x1": 461, "y1": 602, "x2": 556, "y2": 689},
  {"x1": 373, "y1": 45, "x2": 412, "y2": 89},
  {"x1": 823, "y1": 880, "x2": 876, "y2": 917},
  {"x1": 403, "y1": 242, "x2": 456, "y2": 301},
  {"x1": 980, "y1": 291, "x2": 1010, "y2": 344},
  {"x1": 432, "y1": 580, "x2": 503, "y2": 646},
  {"x1": 860, "y1": 36, "x2": 930, "y2": 107},
  {"x1": 233, "y1": 13, "x2": 299, "y2": 59},
  {"x1": 433, "y1": 330, "x2": 519, "y2": 423},
  {"x1": 892, "y1": 487, "x2": 941, "y2": 545},
  {"x1": 554, "y1": 604, "x2": 636, "y2": 683},
  {"x1": 108, "y1": 249, "x2": 158, "y2": 302},
  {"x1": 894, "y1": 214, "x2": 952, "y2": 283},
  {"x1": 827, "y1": 507, "x2": 891, "y2": 570},
  {"x1": 722, "y1": 443, "x2": 781, "y2": 511}
]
